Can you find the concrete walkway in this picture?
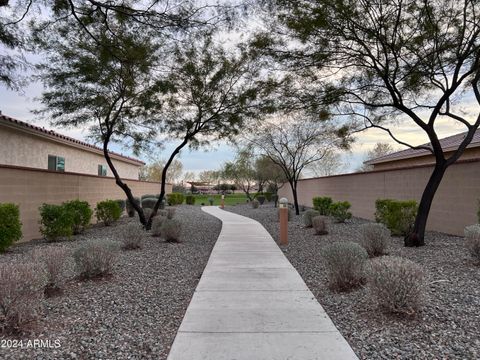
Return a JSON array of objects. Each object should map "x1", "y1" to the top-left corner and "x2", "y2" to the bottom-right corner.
[{"x1": 167, "y1": 207, "x2": 358, "y2": 360}]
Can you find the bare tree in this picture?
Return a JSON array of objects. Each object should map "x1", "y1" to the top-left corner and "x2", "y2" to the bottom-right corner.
[
  {"x1": 359, "y1": 143, "x2": 396, "y2": 172},
  {"x1": 308, "y1": 150, "x2": 347, "y2": 177}
]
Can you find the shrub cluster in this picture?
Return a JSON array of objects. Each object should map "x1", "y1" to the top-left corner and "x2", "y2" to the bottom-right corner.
[
  {"x1": 329, "y1": 201, "x2": 352, "y2": 223},
  {"x1": 312, "y1": 216, "x2": 328, "y2": 235},
  {"x1": 312, "y1": 197, "x2": 333, "y2": 215},
  {"x1": 208, "y1": 197, "x2": 214, "y2": 205},
  {"x1": 0, "y1": 203, "x2": 22, "y2": 253},
  {"x1": 151, "y1": 215, "x2": 166, "y2": 237},
  {"x1": 63, "y1": 200, "x2": 93, "y2": 235},
  {"x1": 73, "y1": 239, "x2": 119, "y2": 279},
  {"x1": 322, "y1": 241, "x2": 368, "y2": 291},
  {"x1": 0, "y1": 262, "x2": 47, "y2": 333},
  {"x1": 31, "y1": 247, "x2": 74, "y2": 294},
  {"x1": 39, "y1": 203, "x2": 74, "y2": 241},
  {"x1": 115, "y1": 199, "x2": 126, "y2": 213},
  {"x1": 375, "y1": 199, "x2": 417, "y2": 236},
  {"x1": 126, "y1": 197, "x2": 140, "y2": 217},
  {"x1": 367, "y1": 256, "x2": 425, "y2": 316},
  {"x1": 464, "y1": 224, "x2": 480, "y2": 265},
  {"x1": 303, "y1": 209, "x2": 320, "y2": 228},
  {"x1": 122, "y1": 223, "x2": 144, "y2": 250},
  {"x1": 161, "y1": 219, "x2": 182, "y2": 242},
  {"x1": 185, "y1": 195, "x2": 195, "y2": 205},
  {"x1": 264, "y1": 192, "x2": 273, "y2": 202},
  {"x1": 251, "y1": 199, "x2": 260, "y2": 209},
  {"x1": 360, "y1": 223, "x2": 390, "y2": 257},
  {"x1": 167, "y1": 193, "x2": 184, "y2": 205},
  {"x1": 141, "y1": 194, "x2": 159, "y2": 201},
  {"x1": 142, "y1": 197, "x2": 158, "y2": 209},
  {"x1": 95, "y1": 200, "x2": 122, "y2": 226}
]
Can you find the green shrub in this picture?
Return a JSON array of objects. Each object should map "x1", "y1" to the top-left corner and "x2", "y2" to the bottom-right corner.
[
  {"x1": 167, "y1": 193, "x2": 184, "y2": 206},
  {"x1": 115, "y1": 199, "x2": 126, "y2": 213},
  {"x1": 185, "y1": 195, "x2": 195, "y2": 205},
  {"x1": 142, "y1": 197, "x2": 158, "y2": 209},
  {"x1": 0, "y1": 203, "x2": 22, "y2": 253},
  {"x1": 303, "y1": 209, "x2": 320, "y2": 228},
  {"x1": 161, "y1": 219, "x2": 182, "y2": 242},
  {"x1": 312, "y1": 216, "x2": 328, "y2": 235},
  {"x1": 208, "y1": 197, "x2": 214, "y2": 205},
  {"x1": 251, "y1": 199, "x2": 260, "y2": 209},
  {"x1": 375, "y1": 199, "x2": 418, "y2": 236},
  {"x1": 141, "y1": 194, "x2": 158, "y2": 201},
  {"x1": 73, "y1": 239, "x2": 119, "y2": 279},
  {"x1": 39, "y1": 204, "x2": 74, "y2": 242},
  {"x1": 126, "y1": 197, "x2": 140, "y2": 217},
  {"x1": 312, "y1": 197, "x2": 333, "y2": 215},
  {"x1": 257, "y1": 195, "x2": 266, "y2": 205},
  {"x1": 63, "y1": 199, "x2": 93, "y2": 235},
  {"x1": 322, "y1": 241, "x2": 368, "y2": 291},
  {"x1": 264, "y1": 192, "x2": 273, "y2": 202},
  {"x1": 329, "y1": 201, "x2": 352, "y2": 223},
  {"x1": 95, "y1": 200, "x2": 122, "y2": 226}
]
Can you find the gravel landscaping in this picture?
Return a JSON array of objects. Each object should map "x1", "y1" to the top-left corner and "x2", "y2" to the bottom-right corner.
[
  {"x1": 0, "y1": 205, "x2": 221, "y2": 360},
  {"x1": 227, "y1": 203, "x2": 480, "y2": 359}
]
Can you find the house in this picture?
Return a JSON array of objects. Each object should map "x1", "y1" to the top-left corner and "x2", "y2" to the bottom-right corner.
[
  {"x1": 0, "y1": 113, "x2": 144, "y2": 179},
  {"x1": 364, "y1": 130, "x2": 480, "y2": 171}
]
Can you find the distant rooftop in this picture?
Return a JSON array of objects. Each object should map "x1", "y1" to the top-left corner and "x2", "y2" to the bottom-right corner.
[
  {"x1": 365, "y1": 129, "x2": 480, "y2": 165},
  {"x1": 0, "y1": 113, "x2": 145, "y2": 165}
]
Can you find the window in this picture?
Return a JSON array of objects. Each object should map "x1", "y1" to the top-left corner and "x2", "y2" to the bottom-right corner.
[
  {"x1": 48, "y1": 155, "x2": 65, "y2": 172},
  {"x1": 98, "y1": 164, "x2": 107, "y2": 176}
]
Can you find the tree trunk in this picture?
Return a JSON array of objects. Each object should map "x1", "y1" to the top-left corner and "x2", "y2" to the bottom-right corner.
[
  {"x1": 405, "y1": 162, "x2": 447, "y2": 247},
  {"x1": 291, "y1": 181, "x2": 300, "y2": 215}
]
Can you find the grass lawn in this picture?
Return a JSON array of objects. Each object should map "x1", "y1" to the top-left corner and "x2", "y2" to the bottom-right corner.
[{"x1": 189, "y1": 193, "x2": 248, "y2": 206}]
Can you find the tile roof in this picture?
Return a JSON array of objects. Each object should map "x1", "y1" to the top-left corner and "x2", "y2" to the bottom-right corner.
[
  {"x1": 0, "y1": 114, "x2": 145, "y2": 165},
  {"x1": 365, "y1": 129, "x2": 480, "y2": 165}
]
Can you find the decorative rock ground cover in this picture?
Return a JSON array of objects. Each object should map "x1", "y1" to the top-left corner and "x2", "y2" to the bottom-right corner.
[
  {"x1": 0, "y1": 205, "x2": 221, "y2": 360},
  {"x1": 227, "y1": 203, "x2": 480, "y2": 359}
]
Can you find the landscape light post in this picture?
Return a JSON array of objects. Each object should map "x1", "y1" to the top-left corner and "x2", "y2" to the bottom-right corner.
[
  {"x1": 279, "y1": 197, "x2": 288, "y2": 246},
  {"x1": 220, "y1": 194, "x2": 225, "y2": 209}
]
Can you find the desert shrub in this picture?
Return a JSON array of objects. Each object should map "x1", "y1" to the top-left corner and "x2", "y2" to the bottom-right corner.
[
  {"x1": 303, "y1": 209, "x2": 320, "y2": 228},
  {"x1": 115, "y1": 199, "x2": 126, "y2": 213},
  {"x1": 322, "y1": 241, "x2": 368, "y2": 291},
  {"x1": 375, "y1": 199, "x2": 417, "y2": 236},
  {"x1": 142, "y1": 197, "x2": 158, "y2": 209},
  {"x1": 0, "y1": 262, "x2": 47, "y2": 333},
  {"x1": 143, "y1": 208, "x2": 153, "y2": 220},
  {"x1": 73, "y1": 239, "x2": 119, "y2": 279},
  {"x1": 151, "y1": 215, "x2": 167, "y2": 237},
  {"x1": 277, "y1": 207, "x2": 293, "y2": 221},
  {"x1": 312, "y1": 216, "x2": 328, "y2": 235},
  {"x1": 464, "y1": 225, "x2": 480, "y2": 265},
  {"x1": 122, "y1": 223, "x2": 143, "y2": 250},
  {"x1": 264, "y1": 192, "x2": 273, "y2": 202},
  {"x1": 312, "y1": 196, "x2": 333, "y2": 215},
  {"x1": 478, "y1": 200, "x2": 480, "y2": 223},
  {"x1": 95, "y1": 200, "x2": 122, "y2": 226},
  {"x1": 208, "y1": 197, "x2": 214, "y2": 205},
  {"x1": 126, "y1": 197, "x2": 140, "y2": 217},
  {"x1": 63, "y1": 199, "x2": 93, "y2": 235},
  {"x1": 257, "y1": 195, "x2": 266, "y2": 205},
  {"x1": 166, "y1": 193, "x2": 184, "y2": 206},
  {"x1": 31, "y1": 247, "x2": 74, "y2": 293},
  {"x1": 166, "y1": 208, "x2": 176, "y2": 219},
  {"x1": 0, "y1": 203, "x2": 22, "y2": 253},
  {"x1": 329, "y1": 201, "x2": 352, "y2": 223},
  {"x1": 185, "y1": 195, "x2": 195, "y2": 205},
  {"x1": 39, "y1": 204, "x2": 74, "y2": 242},
  {"x1": 367, "y1": 256, "x2": 425, "y2": 316},
  {"x1": 252, "y1": 199, "x2": 260, "y2": 209},
  {"x1": 141, "y1": 194, "x2": 158, "y2": 201},
  {"x1": 360, "y1": 223, "x2": 391, "y2": 257},
  {"x1": 161, "y1": 219, "x2": 182, "y2": 242}
]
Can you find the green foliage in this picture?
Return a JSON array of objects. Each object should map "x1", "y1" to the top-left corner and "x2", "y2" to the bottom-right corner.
[
  {"x1": 126, "y1": 197, "x2": 140, "y2": 218},
  {"x1": 185, "y1": 195, "x2": 195, "y2": 205},
  {"x1": 208, "y1": 197, "x2": 214, "y2": 205},
  {"x1": 166, "y1": 193, "x2": 184, "y2": 206},
  {"x1": 312, "y1": 197, "x2": 333, "y2": 215},
  {"x1": 141, "y1": 194, "x2": 158, "y2": 201},
  {"x1": 329, "y1": 201, "x2": 352, "y2": 223},
  {"x1": 0, "y1": 203, "x2": 22, "y2": 252},
  {"x1": 115, "y1": 199, "x2": 126, "y2": 212},
  {"x1": 375, "y1": 199, "x2": 418, "y2": 236},
  {"x1": 303, "y1": 209, "x2": 320, "y2": 228},
  {"x1": 63, "y1": 199, "x2": 93, "y2": 234},
  {"x1": 264, "y1": 192, "x2": 273, "y2": 202},
  {"x1": 39, "y1": 203, "x2": 74, "y2": 241},
  {"x1": 141, "y1": 197, "x2": 158, "y2": 209},
  {"x1": 257, "y1": 195, "x2": 266, "y2": 205},
  {"x1": 95, "y1": 200, "x2": 122, "y2": 226}
]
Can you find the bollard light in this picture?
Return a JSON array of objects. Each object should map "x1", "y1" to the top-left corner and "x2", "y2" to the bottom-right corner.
[
  {"x1": 220, "y1": 194, "x2": 225, "y2": 209},
  {"x1": 279, "y1": 197, "x2": 288, "y2": 246},
  {"x1": 279, "y1": 197, "x2": 288, "y2": 208}
]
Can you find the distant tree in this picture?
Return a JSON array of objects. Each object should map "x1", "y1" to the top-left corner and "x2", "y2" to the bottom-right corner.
[
  {"x1": 255, "y1": 155, "x2": 286, "y2": 193},
  {"x1": 142, "y1": 159, "x2": 183, "y2": 184},
  {"x1": 308, "y1": 150, "x2": 346, "y2": 177},
  {"x1": 198, "y1": 170, "x2": 222, "y2": 184},
  {"x1": 359, "y1": 143, "x2": 395, "y2": 172},
  {"x1": 222, "y1": 148, "x2": 258, "y2": 200},
  {"x1": 265, "y1": 0, "x2": 480, "y2": 246},
  {"x1": 250, "y1": 114, "x2": 351, "y2": 215}
]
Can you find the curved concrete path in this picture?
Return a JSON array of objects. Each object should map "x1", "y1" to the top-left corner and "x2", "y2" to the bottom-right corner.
[{"x1": 167, "y1": 207, "x2": 358, "y2": 360}]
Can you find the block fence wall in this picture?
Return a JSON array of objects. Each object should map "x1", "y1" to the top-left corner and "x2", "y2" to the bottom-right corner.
[
  {"x1": 0, "y1": 165, "x2": 172, "y2": 242},
  {"x1": 278, "y1": 159, "x2": 480, "y2": 236}
]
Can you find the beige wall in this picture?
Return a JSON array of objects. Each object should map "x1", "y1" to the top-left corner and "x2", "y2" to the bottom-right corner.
[
  {"x1": 0, "y1": 165, "x2": 173, "y2": 242},
  {"x1": 0, "y1": 124, "x2": 141, "y2": 179},
  {"x1": 279, "y1": 160, "x2": 480, "y2": 236}
]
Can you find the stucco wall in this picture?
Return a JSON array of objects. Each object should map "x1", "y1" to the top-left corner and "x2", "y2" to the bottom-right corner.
[
  {"x1": 278, "y1": 160, "x2": 480, "y2": 236},
  {"x1": 0, "y1": 165, "x2": 173, "y2": 242},
  {"x1": 0, "y1": 124, "x2": 141, "y2": 179}
]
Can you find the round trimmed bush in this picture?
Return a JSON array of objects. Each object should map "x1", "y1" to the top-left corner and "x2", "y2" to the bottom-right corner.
[
  {"x1": 63, "y1": 199, "x2": 93, "y2": 235},
  {"x1": 0, "y1": 203, "x2": 22, "y2": 253},
  {"x1": 312, "y1": 216, "x2": 328, "y2": 235},
  {"x1": 303, "y1": 209, "x2": 320, "y2": 228},
  {"x1": 95, "y1": 200, "x2": 122, "y2": 226},
  {"x1": 464, "y1": 224, "x2": 480, "y2": 265},
  {"x1": 122, "y1": 223, "x2": 143, "y2": 250},
  {"x1": 142, "y1": 197, "x2": 158, "y2": 209},
  {"x1": 73, "y1": 239, "x2": 119, "y2": 279},
  {"x1": 251, "y1": 199, "x2": 260, "y2": 209},
  {"x1": 161, "y1": 219, "x2": 182, "y2": 242},
  {"x1": 39, "y1": 203, "x2": 74, "y2": 242},
  {"x1": 360, "y1": 223, "x2": 391, "y2": 257}
]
